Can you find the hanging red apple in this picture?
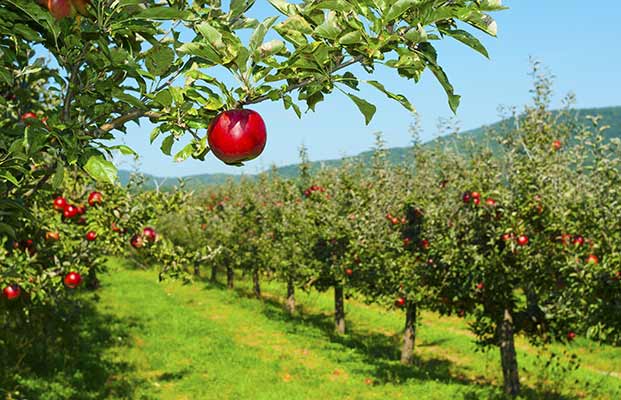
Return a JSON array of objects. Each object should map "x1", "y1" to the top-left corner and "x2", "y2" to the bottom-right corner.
[
  {"x1": 64, "y1": 272, "x2": 82, "y2": 289},
  {"x1": 207, "y1": 109, "x2": 267, "y2": 165}
]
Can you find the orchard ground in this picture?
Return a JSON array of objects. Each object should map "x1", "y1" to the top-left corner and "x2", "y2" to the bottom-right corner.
[{"x1": 22, "y1": 258, "x2": 621, "y2": 400}]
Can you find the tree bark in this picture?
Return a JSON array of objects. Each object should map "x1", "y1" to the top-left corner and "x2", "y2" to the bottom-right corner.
[
  {"x1": 334, "y1": 285, "x2": 346, "y2": 334},
  {"x1": 252, "y1": 269, "x2": 261, "y2": 299},
  {"x1": 210, "y1": 265, "x2": 218, "y2": 283},
  {"x1": 499, "y1": 308, "x2": 521, "y2": 397},
  {"x1": 226, "y1": 267, "x2": 234, "y2": 289},
  {"x1": 400, "y1": 300, "x2": 417, "y2": 365},
  {"x1": 193, "y1": 263, "x2": 200, "y2": 277},
  {"x1": 285, "y1": 276, "x2": 296, "y2": 315}
]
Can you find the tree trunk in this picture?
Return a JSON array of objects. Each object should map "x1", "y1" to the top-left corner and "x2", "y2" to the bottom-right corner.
[
  {"x1": 334, "y1": 285, "x2": 346, "y2": 334},
  {"x1": 210, "y1": 265, "x2": 218, "y2": 283},
  {"x1": 193, "y1": 263, "x2": 200, "y2": 277},
  {"x1": 226, "y1": 267, "x2": 234, "y2": 289},
  {"x1": 400, "y1": 300, "x2": 417, "y2": 365},
  {"x1": 499, "y1": 308, "x2": 521, "y2": 397},
  {"x1": 285, "y1": 276, "x2": 295, "y2": 315},
  {"x1": 252, "y1": 269, "x2": 261, "y2": 298}
]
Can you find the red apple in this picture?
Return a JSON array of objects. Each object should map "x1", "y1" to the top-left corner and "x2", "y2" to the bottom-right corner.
[
  {"x1": 75, "y1": 205, "x2": 86, "y2": 215},
  {"x1": 3, "y1": 285, "x2": 21, "y2": 300},
  {"x1": 111, "y1": 222, "x2": 121, "y2": 232},
  {"x1": 462, "y1": 192, "x2": 471, "y2": 203},
  {"x1": 567, "y1": 331, "x2": 576, "y2": 341},
  {"x1": 46, "y1": 231, "x2": 60, "y2": 241},
  {"x1": 21, "y1": 112, "x2": 37, "y2": 124},
  {"x1": 85, "y1": 231, "x2": 97, "y2": 241},
  {"x1": 517, "y1": 235, "x2": 529, "y2": 246},
  {"x1": 130, "y1": 234, "x2": 143, "y2": 249},
  {"x1": 53, "y1": 196, "x2": 67, "y2": 211},
  {"x1": 502, "y1": 233, "x2": 513, "y2": 241},
  {"x1": 395, "y1": 297, "x2": 406, "y2": 307},
  {"x1": 64, "y1": 272, "x2": 82, "y2": 289},
  {"x1": 552, "y1": 140, "x2": 562, "y2": 151},
  {"x1": 63, "y1": 204, "x2": 78, "y2": 219},
  {"x1": 88, "y1": 191, "x2": 103, "y2": 206},
  {"x1": 403, "y1": 237, "x2": 412, "y2": 247},
  {"x1": 345, "y1": 268, "x2": 353, "y2": 277},
  {"x1": 586, "y1": 254, "x2": 599, "y2": 265},
  {"x1": 391, "y1": 217, "x2": 399, "y2": 225},
  {"x1": 420, "y1": 239, "x2": 430, "y2": 250},
  {"x1": 485, "y1": 198, "x2": 496, "y2": 206},
  {"x1": 385, "y1": 213, "x2": 393, "y2": 221},
  {"x1": 473, "y1": 197, "x2": 481, "y2": 205},
  {"x1": 207, "y1": 109, "x2": 267, "y2": 165},
  {"x1": 142, "y1": 227, "x2": 156, "y2": 242},
  {"x1": 47, "y1": 0, "x2": 73, "y2": 19},
  {"x1": 573, "y1": 235, "x2": 585, "y2": 246},
  {"x1": 476, "y1": 282, "x2": 484, "y2": 290},
  {"x1": 560, "y1": 233, "x2": 572, "y2": 246}
]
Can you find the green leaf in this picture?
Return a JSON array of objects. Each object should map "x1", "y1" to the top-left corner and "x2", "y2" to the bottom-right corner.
[
  {"x1": 84, "y1": 156, "x2": 118, "y2": 184},
  {"x1": 196, "y1": 22, "x2": 225, "y2": 49},
  {"x1": 178, "y1": 42, "x2": 222, "y2": 65},
  {"x1": 443, "y1": 29, "x2": 489, "y2": 58},
  {"x1": 153, "y1": 89, "x2": 173, "y2": 108},
  {"x1": 249, "y1": 16, "x2": 279, "y2": 54},
  {"x1": 150, "y1": 126, "x2": 162, "y2": 143},
  {"x1": 385, "y1": 0, "x2": 418, "y2": 22},
  {"x1": 110, "y1": 145, "x2": 138, "y2": 157},
  {"x1": 345, "y1": 93, "x2": 376, "y2": 125},
  {"x1": 161, "y1": 135, "x2": 175, "y2": 155},
  {"x1": 366, "y1": 80, "x2": 415, "y2": 112},
  {"x1": 339, "y1": 31, "x2": 363, "y2": 45},
  {"x1": 268, "y1": 0, "x2": 298, "y2": 16},
  {"x1": 174, "y1": 142, "x2": 195, "y2": 162},
  {"x1": 0, "y1": 171, "x2": 19, "y2": 186},
  {"x1": 51, "y1": 163, "x2": 64, "y2": 188},
  {"x1": 427, "y1": 62, "x2": 461, "y2": 113},
  {"x1": 256, "y1": 40, "x2": 285, "y2": 60},
  {"x1": 229, "y1": 0, "x2": 256, "y2": 19},
  {"x1": 132, "y1": 7, "x2": 189, "y2": 20},
  {"x1": 314, "y1": 12, "x2": 341, "y2": 40},
  {"x1": 145, "y1": 46, "x2": 176, "y2": 76},
  {"x1": 0, "y1": 223, "x2": 16, "y2": 239}
]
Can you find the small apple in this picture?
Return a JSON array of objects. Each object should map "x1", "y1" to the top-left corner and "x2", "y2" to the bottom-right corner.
[
  {"x1": 142, "y1": 227, "x2": 157, "y2": 242},
  {"x1": 391, "y1": 217, "x2": 399, "y2": 225},
  {"x1": 502, "y1": 233, "x2": 513, "y2": 241},
  {"x1": 20, "y1": 112, "x2": 37, "y2": 124},
  {"x1": 552, "y1": 140, "x2": 562, "y2": 151},
  {"x1": 403, "y1": 237, "x2": 412, "y2": 247},
  {"x1": 345, "y1": 268, "x2": 353, "y2": 277},
  {"x1": 586, "y1": 254, "x2": 599, "y2": 265},
  {"x1": 3, "y1": 284, "x2": 21, "y2": 300},
  {"x1": 111, "y1": 222, "x2": 121, "y2": 232},
  {"x1": 130, "y1": 234, "x2": 143, "y2": 249},
  {"x1": 207, "y1": 109, "x2": 267, "y2": 165},
  {"x1": 462, "y1": 192, "x2": 472, "y2": 203},
  {"x1": 45, "y1": 231, "x2": 60, "y2": 241},
  {"x1": 473, "y1": 197, "x2": 481, "y2": 205},
  {"x1": 567, "y1": 331, "x2": 576, "y2": 342},
  {"x1": 420, "y1": 239, "x2": 430, "y2": 250},
  {"x1": 47, "y1": 0, "x2": 73, "y2": 19},
  {"x1": 476, "y1": 282, "x2": 484, "y2": 290},
  {"x1": 85, "y1": 231, "x2": 97, "y2": 241},
  {"x1": 573, "y1": 235, "x2": 585, "y2": 246},
  {"x1": 75, "y1": 205, "x2": 86, "y2": 215},
  {"x1": 395, "y1": 297, "x2": 406, "y2": 307},
  {"x1": 471, "y1": 192, "x2": 481, "y2": 200},
  {"x1": 64, "y1": 272, "x2": 82, "y2": 289},
  {"x1": 88, "y1": 191, "x2": 103, "y2": 206},
  {"x1": 63, "y1": 204, "x2": 78, "y2": 219},
  {"x1": 485, "y1": 198, "x2": 496, "y2": 206},
  {"x1": 53, "y1": 196, "x2": 67, "y2": 211},
  {"x1": 517, "y1": 235, "x2": 529, "y2": 246}
]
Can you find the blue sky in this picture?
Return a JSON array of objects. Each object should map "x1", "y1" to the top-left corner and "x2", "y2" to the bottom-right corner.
[{"x1": 110, "y1": 0, "x2": 621, "y2": 177}]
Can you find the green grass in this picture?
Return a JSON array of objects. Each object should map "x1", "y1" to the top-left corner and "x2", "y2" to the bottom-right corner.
[{"x1": 15, "y1": 258, "x2": 621, "y2": 399}]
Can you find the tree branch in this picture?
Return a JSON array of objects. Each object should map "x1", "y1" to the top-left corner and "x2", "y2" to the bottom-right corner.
[{"x1": 92, "y1": 109, "x2": 161, "y2": 136}]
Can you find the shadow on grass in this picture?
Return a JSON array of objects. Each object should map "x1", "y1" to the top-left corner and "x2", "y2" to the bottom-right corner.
[
  {"x1": 0, "y1": 296, "x2": 149, "y2": 400},
  {"x1": 202, "y1": 275, "x2": 579, "y2": 400}
]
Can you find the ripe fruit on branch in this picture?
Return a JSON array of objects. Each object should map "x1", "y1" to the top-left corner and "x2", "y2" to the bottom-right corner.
[
  {"x1": 345, "y1": 268, "x2": 353, "y2": 277},
  {"x1": 3, "y1": 285, "x2": 21, "y2": 300},
  {"x1": 420, "y1": 239, "x2": 430, "y2": 250},
  {"x1": 573, "y1": 235, "x2": 585, "y2": 246},
  {"x1": 142, "y1": 227, "x2": 157, "y2": 242},
  {"x1": 63, "y1": 204, "x2": 78, "y2": 219},
  {"x1": 207, "y1": 109, "x2": 267, "y2": 165},
  {"x1": 471, "y1": 192, "x2": 481, "y2": 200},
  {"x1": 567, "y1": 331, "x2": 576, "y2": 341},
  {"x1": 403, "y1": 237, "x2": 412, "y2": 247},
  {"x1": 46, "y1": 231, "x2": 60, "y2": 241},
  {"x1": 391, "y1": 217, "x2": 399, "y2": 225},
  {"x1": 462, "y1": 192, "x2": 472, "y2": 203},
  {"x1": 53, "y1": 196, "x2": 67, "y2": 211},
  {"x1": 88, "y1": 191, "x2": 103, "y2": 206},
  {"x1": 46, "y1": 0, "x2": 73, "y2": 19},
  {"x1": 130, "y1": 234, "x2": 144, "y2": 249},
  {"x1": 552, "y1": 140, "x2": 562, "y2": 151},
  {"x1": 517, "y1": 235, "x2": 529, "y2": 246},
  {"x1": 476, "y1": 282, "x2": 485, "y2": 290},
  {"x1": 21, "y1": 112, "x2": 37, "y2": 122},
  {"x1": 502, "y1": 233, "x2": 513, "y2": 241},
  {"x1": 485, "y1": 198, "x2": 496, "y2": 206},
  {"x1": 586, "y1": 254, "x2": 599, "y2": 265},
  {"x1": 395, "y1": 297, "x2": 406, "y2": 307},
  {"x1": 85, "y1": 231, "x2": 97, "y2": 241},
  {"x1": 64, "y1": 272, "x2": 82, "y2": 289}
]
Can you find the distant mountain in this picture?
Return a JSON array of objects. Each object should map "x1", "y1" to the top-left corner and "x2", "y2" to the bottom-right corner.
[{"x1": 119, "y1": 106, "x2": 621, "y2": 189}]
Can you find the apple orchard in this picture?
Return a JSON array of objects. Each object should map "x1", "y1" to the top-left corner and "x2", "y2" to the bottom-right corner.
[{"x1": 1, "y1": 1, "x2": 620, "y2": 398}]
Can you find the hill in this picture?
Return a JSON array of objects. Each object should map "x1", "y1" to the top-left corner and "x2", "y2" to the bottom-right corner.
[{"x1": 119, "y1": 106, "x2": 621, "y2": 189}]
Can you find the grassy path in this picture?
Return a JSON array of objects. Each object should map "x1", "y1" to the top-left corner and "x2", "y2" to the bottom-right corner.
[{"x1": 87, "y1": 262, "x2": 620, "y2": 399}]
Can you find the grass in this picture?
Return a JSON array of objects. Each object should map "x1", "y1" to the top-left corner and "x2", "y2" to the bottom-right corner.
[{"x1": 9, "y1": 258, "x2": 621, "y2": 399}]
